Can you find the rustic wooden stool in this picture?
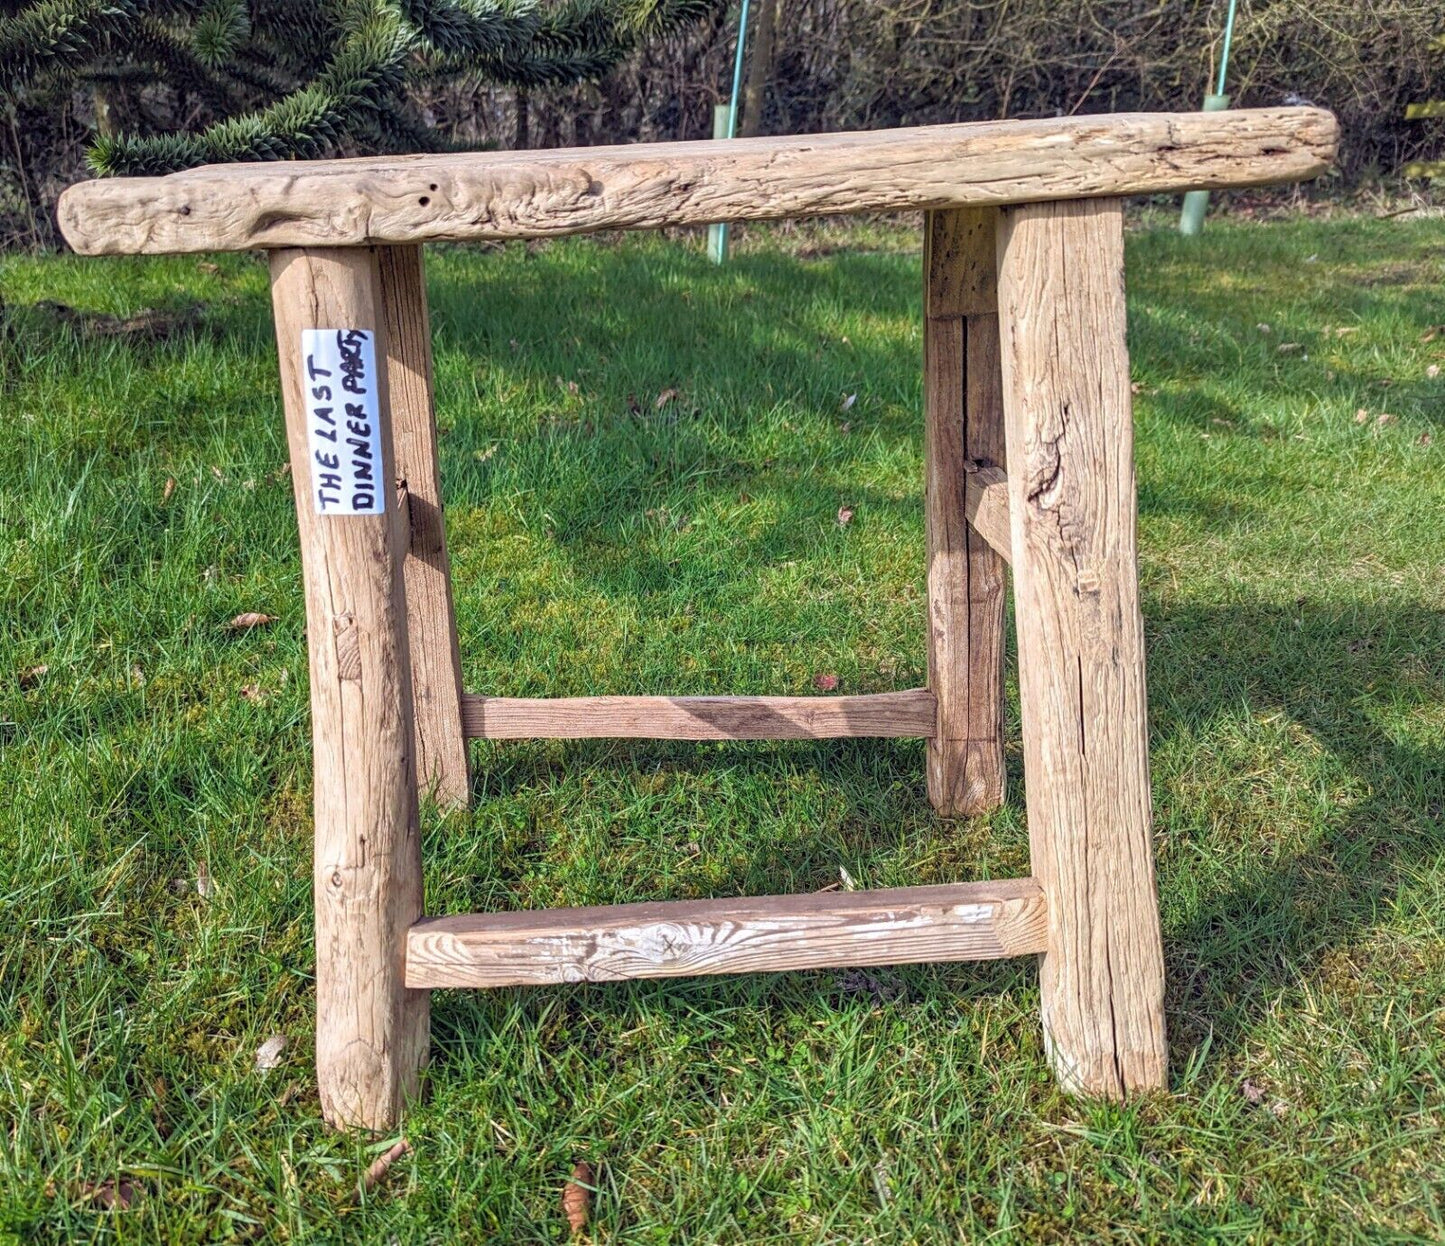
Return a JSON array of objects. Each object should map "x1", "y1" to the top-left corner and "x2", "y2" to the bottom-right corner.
[{"x1": 59, "y1": 106, "x2": 1335, "y2": 1130}]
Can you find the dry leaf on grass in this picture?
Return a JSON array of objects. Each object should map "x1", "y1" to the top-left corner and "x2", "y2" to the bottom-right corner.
[
  {"x1": 255, "y1": 1034, "x2": 287, "y2": 1073},
  {"x1": 1354, "y1": 409, "x2": 1371, "y2": 425},
  {"x1": 195, "y1": 860, "x2": 212, "y2": 899},
  {"x1": 239, "y1": 683, "x2": 265, "y2": 703},
  {"x1": 229, "y1": 612, "x2": 277, "y2": 631},
  {"x1": 840, "y1": 392, "x2": 857, "y2": 412},
  {"x1": 1256, "y1": 322, "x2": 1272, "y2": 334},
  {"x1": 812, "y1": 673, "x2": 839, "y2": 692},
  {"x1": 162, "y1": 477, "x2": 176, "y2": 503},
  {"x1": 654, "y1": 388, "x2": 679, "y2": 410},
  {"x1": 1428, "y1": 364, "x2": 1440, "y2": 379},
  {"x1": 836, "y1": 505, "x2": 854, "y2": 527},
  {"x1": 562, "y1": 1162, "x2": 594, "y2": 1235},
  {"x1": 1376, "y1": 412, "x2": 1398, "y2": 426},
  {"x1": 82, "y1": 1178, "x2": 138, "y2": 1210},
  {"x1": 18, "y1": 664, "x2": 48, "y2": 689},
  {"x1": 1241, "y1": 1077, "x2": 1266, "y2": 1105},
  {"x1": 1277, "y1": 342, "x2": 1301, "y2": 353}
]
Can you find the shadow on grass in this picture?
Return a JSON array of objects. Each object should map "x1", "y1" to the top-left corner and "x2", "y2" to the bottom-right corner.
[
  {"x1": 1147, "y1": 597, "x2": 1444, "y2": 1070},
  {"x1": 429, "y1": 591, "x2": 1442, "y2": 1083},
  {"x1": 412, "y1": 240, "x2": 1443, "y2": 1081}
]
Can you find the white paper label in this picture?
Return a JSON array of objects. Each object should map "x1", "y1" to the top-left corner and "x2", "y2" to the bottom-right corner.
[{"x1": 301, "y1": 328, "x2": 384, "y2": 515}]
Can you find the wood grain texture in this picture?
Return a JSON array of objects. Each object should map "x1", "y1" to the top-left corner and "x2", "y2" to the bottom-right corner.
[
  {"x1": 270, "y1": 247, "x2": 428, "y2": 1130},
  {"x1": 59, "y1": 108, "x2": 1336, "y2": 255},
  {"x1": 406, "y1": 879, "x2": 1048, "y2": 987},
  {"x1": 926, "y1": 204, "x2": 997, "y2": 318},
  {"x1": 924, "y1": 208, "x2": 1009, "y2": 817},
  {"x1": 376, "y1": 245, "x2": 470, "y2": 808},
  {"x1": 460, "y1": 689, "x2": 936, "y2": 740},
  {"x1": 964, "y1": 465, "x2": 1011, "y2": 565},
  {"x1": 994, "y1": 198, "x2": 1167, "y2": 1098}
]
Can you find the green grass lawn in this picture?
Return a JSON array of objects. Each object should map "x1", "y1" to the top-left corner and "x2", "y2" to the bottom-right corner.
[{"x1": 1, "y1": 210, "x2": 1442, "y2": 1243}]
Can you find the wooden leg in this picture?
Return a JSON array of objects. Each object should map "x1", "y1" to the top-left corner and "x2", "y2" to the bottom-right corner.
[
  {"x1": 924, "y1": 208, "x2": 1007, "y2": 817},
  {"x1": 270, "y1": 247, "x2": 429, "y2": 1130},
  {"x1": 994, "y1": 199, "x2": 1167, "y2": 1097},
  {"x1": 377, "y1": 245, "x2": 471, "y2": 808}
]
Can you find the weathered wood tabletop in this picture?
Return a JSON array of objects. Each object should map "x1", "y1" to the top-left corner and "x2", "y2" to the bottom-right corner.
[{"x1": 58, "y1": 107, "x2": 1336, "y2": 255}]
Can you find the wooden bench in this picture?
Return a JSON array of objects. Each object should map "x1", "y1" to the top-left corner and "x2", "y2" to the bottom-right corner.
[{"x1": 58, "y1": 106, "x2": 1337, "y2": 1130}]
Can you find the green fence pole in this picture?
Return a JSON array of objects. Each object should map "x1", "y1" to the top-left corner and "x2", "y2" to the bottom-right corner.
[
  {"x1": 1179, "y1": 92, "x2": 1232, "y2": 235},
  {"x1": 709, "y1": 0, "x2": 751, "y2": 264},
  {"x1": 707, "y1": 103, "x2": 731, "y2": 263},
  {"x1": 1180, "y1": 0, "x2": 1238, "y2": 236}
]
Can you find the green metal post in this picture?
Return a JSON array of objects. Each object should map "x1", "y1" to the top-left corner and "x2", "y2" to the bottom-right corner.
[
  {"x1": 707, "y1": 104, "x2": 731, "y2": 263},
  {"x1": 709, "y1": 0, "x2": 751, "y2": 264},
  {"x1": 1179, "y1": 93, "x2": 1232, "y2": 235},
  {"x1": 1180, "y1": 0, "x2": 1239, "y2": 236}
]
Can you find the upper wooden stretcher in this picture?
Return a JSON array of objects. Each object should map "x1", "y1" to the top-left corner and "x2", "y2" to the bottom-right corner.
[{"x1": 57, "y1": 107, "x2": 1336, "y2": 257}]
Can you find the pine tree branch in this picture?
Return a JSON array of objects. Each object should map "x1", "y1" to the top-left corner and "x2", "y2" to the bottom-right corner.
[
  {"x1": 89, "y1": 0, "x2": 412, "y2": 173},
  {"x1": 191, "y1": 0, "x2": 249, "y2": 69},
  {"x1": 413, "y1": 0, "x2": 723, "y2": 80},
  {"x1": 0, "y1": 0, "x2": 137, "y2": 90},
  {"x1": 114, "y1": 14, "x2": 242, "y2": 113},
  {"x1": 350, "y1": 98, "x2": 455, "y2": 153},
  {"x1": 473, "y1": 0, "x2": 721, "y2": 87},
  {"x1": 401, "y1": 0, "x2": 533, "y2": 61},
  {"x1": 81, "y1": 0, "x2": 725, "y2": 174}
]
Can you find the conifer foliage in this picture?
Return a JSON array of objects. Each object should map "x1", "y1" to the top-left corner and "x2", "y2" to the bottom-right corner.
[{"x1": 0, "y1": 0, "x2": 719, "y2": 179}]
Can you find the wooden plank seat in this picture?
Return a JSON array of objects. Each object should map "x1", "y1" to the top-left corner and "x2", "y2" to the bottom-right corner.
[
  {"x1": 58, "y1": 108, "x2": 1335, "y2": 254},
  {"x1": 56, "y1": 107, "x2": 1339, "y2": 1129}
]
